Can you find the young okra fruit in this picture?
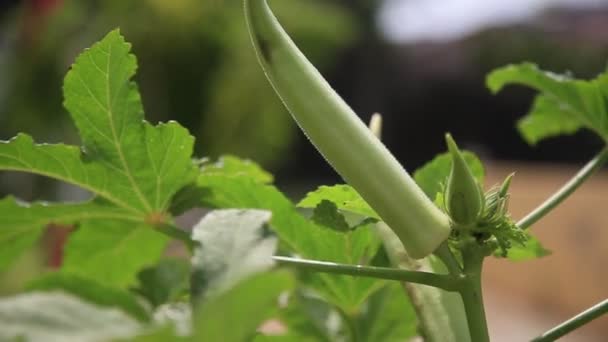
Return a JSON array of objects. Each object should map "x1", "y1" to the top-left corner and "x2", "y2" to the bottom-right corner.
[
  {"x1": 244, "y1": 0, "x2": 451, "y2": 258},
  {"x1": 444, "y1": 134, "x2": 484, "y2": 227}
]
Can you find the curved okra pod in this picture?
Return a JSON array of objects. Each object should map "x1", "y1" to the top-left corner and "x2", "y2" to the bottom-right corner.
[{"x1": 244, "y1": 0, "x2": 451, "y2": 258}]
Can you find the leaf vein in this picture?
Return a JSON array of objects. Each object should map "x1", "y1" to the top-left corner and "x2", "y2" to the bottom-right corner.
[{"x1": 104, "y1": 42, "x2": 152, "y2": 212}]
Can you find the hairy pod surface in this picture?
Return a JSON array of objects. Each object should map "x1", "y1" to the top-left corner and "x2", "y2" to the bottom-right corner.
[
  {"x1": 244, "y1": 0, "x2": 451, "y2": 258},
  {"x1": 445, "y1": 134, "x2": 484, "y2": 226}
]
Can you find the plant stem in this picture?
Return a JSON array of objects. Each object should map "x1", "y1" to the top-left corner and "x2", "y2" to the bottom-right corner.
[
  {"x1": 374, "y1": 222, "x2": 468, "y2": 342},
  {"x1": 434, "y1": 241, "x2": 462, "y2": 276},
  {"x1": 518, "y1": 147, "x2": 608, "y2": 229},
  {"x1": 531, "y1": 299, "x2": 608, "y2": 342},
  {"x1": 459, "y1": 246, "x2": 490, "y2": 342},
  {"x1": 273, "y1": 256, "x2": 460, "y2": 291}
]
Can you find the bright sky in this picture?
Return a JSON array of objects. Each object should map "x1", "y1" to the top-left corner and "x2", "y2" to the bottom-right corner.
[{"x1": 378, "y1": 0, "x2": 607, "y2": 43}]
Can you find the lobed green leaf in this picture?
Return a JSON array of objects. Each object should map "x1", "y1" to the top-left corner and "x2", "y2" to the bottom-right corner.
[
  {"x1": 61, "y1": 221, "x2": 169, "y2": 288},
  {"x1": 0, "y1": 29, "x2": 198, "y2": 279},
  {"x1": 516, "y1": 96, "x2": 583, "y2": 145},
  {"x1": 487, "y1": 62, "x2": 608, "y2": 144},
  {"x1": 0, "y1": 196, "x2": 138, "y2": 272},
  {"x1": 0, "y1": 133, "x2": 136, "y2": 212},
  {"x1": 63, "y1": 30, "x2": 196, "y2": 213},
  {"x1": 196, "y1": 167, "x2": 384, "y2": 312},
  {"x1": 0, "y1": 30, "x2": 197, "y2": 215}
]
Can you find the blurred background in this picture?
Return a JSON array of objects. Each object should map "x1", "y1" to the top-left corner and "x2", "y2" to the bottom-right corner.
[{"x1": 0, "y1": 0, "x2": 606, "y2": 340}]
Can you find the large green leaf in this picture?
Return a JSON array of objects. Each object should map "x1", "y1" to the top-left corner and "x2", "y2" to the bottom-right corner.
[
  {"x1": 194, "y1": 271, "x2": 295, "y2": 342},
  {"x1": 0, "y1": 134, "x2": 136, "y2": 212},
  {"x1": 62, "y1": 29, "x2": 196, "y2": 213},
  {"x1": 26, "y1": 273, "x2": 150, "y2": 322},
  {"x1": 0, "y1": 30, "x2": 196, "y2": 276},
  {"x1": 516, "y1": 95, "x2": 583, "y2": 145},
  {"x1": 487, "y1": 62, "x2": 608, "y2": 144},
  {"x1": 198, "y1": 176, "x2": 318, "y2": 254},
  {"x1": 297, "y1": 223, "x2": 384, "y2": 312},
  {"x1": 0, "y1": 196, "x2": 138, "y2": 272},
  {"x1": 0, "y1": 32, "x2": 196, "y2": 215},
  {"x1": 0, "y1": 292, "x2": 142, "y2": 342},
  {"x1": 61, "y1": 221, "x2": 169, "y2": 287},
  {"x1": 190, "y1": 209, "x2": 277, "y2": 300},
  {"x1": 196, "y1": 167, "x2": 384, "y2": 312}
]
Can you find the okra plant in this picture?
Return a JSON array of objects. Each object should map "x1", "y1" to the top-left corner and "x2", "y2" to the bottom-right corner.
[{"x1": 0, "y1": 0, "x2": 606, "y2": 341}]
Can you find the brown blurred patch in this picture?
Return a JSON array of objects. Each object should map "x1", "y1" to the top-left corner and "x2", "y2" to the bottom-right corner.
[{"x1": 483, "y1": 161, "x2": 608, "y2": 340}]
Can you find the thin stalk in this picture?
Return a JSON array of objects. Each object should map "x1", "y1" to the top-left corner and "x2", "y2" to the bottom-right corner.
[
  {"x1": 531, "y1": 299, "x2": 608, "y2": 342},
  {"x1": 518, "y1": 147, "x2": 608, "y2": 229},
  {"x1": 273, "y1": 256, "x2": 460, "y2": 291},
  {"x1": 434, "y1": 241, "x2": 462, "y2": 276},
  {"x1": 459, "y1": 246, "x2": 490, "y2": 342}
]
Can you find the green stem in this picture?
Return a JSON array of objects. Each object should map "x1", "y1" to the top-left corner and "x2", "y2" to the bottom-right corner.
[
  {"x1": 518, "y1": 147, "x2": 608, "y2": 229},
  {"x1": 374, "y1": 222, "x2": 468, "y2": 342},
  {"x1": 434, "y1": 241, "x2": 462, "y2": 276},
  {"x1": 531, "y1": 299, "x2": 608, "y2": 342},
  {"x1": 459, "y1": 246, "x2": 490, "y2": 342},
  {"x1": 273, "y1": 256, "x2": 460, "y2": 291}
]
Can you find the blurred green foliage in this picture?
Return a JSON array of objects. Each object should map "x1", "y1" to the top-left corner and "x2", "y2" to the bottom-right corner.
[{"x1": 0, "y1": 0, "x2": 357, "y2": 168}]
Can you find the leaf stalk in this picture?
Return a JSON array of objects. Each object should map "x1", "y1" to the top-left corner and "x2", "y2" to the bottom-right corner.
[
  {"x1": 273, "y1": 256, "x2": 460, "y2": 291},
  {"x1": 518, "y1": 147, "x2": 608, "y2": 229},
  {"x1": 531, "y1": 299, "x2": 608, "y2": 342}
]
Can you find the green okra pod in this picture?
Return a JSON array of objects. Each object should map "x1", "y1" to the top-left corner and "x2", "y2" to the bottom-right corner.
[{"x1": 244, "y1": 0, "x2": 451, "y2": 258}]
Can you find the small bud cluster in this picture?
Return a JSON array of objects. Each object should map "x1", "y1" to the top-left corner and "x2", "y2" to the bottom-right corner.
[{"x1": 443, "y1": 134, "x2": 527, "y2": 256}]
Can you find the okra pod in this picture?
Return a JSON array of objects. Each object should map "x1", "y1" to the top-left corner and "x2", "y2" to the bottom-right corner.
[{"x1": 244, "y1": 0, "x2": 451, "y2": 258}]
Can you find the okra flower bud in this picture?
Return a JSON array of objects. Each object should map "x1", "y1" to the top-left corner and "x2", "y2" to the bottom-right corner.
[
  {"x1": 444, "y1": 134, "x2": 484, "y2": 226},
  {"x1": 244, "y1": 0, "x2": 451, "y2": 258}
]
